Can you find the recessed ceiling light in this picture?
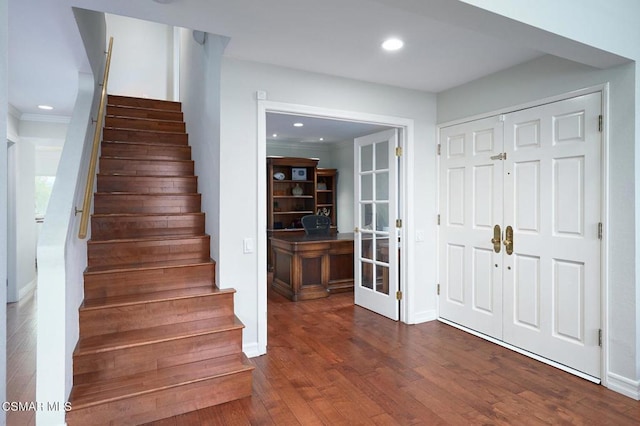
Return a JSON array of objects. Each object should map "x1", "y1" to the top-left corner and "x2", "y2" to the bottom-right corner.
[
  {"x1": 293, "y1": 122, "x2": 304, "y2": 127},
  {"x1": 382, "y1": 38, "x2": 404, "y2": 51},
  {"x1": 38, "y1": 105, "x2": 54, "y2": 110},
  {"x1": 272, "y1": 133, "x2": 278, "y2": 138},
  {"x1": 319, "y1": 138, "x2": 324, "y2": 141}
]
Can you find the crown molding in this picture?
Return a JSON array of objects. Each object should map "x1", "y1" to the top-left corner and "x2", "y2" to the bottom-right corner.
[
  {"x1": 20, "y1": 113, "x2": 71, "y2": 124},
  {"x1": 8, "y1": 103, "x2": 22, "y2": 120}
]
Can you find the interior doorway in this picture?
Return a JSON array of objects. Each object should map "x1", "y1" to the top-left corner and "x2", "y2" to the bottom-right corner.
[{"x1": 257, "y1": 101, "x2": 415, "y2": 354}]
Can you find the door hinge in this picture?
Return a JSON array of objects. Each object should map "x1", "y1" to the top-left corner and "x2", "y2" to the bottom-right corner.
[
  {"x1": 395, "y1": 146, "x2": 403, "y2": 157},
  {"x1": 396, "y1": 219, "x2": 402, "y2": 228},
  {"x1": 598, "y1": 329, "x2": 602, "y2": 347},
  {"x1": 598, "y1": 222, "x2": 603, "y2": 240},
  {"x1": 437, "y1": 283, "x2": 440, "y2": 295},
  {"x1": 354, "y1": 227, "x2": 359, "y2": 233},
  {"x1": 437, "y1": 214, "x2": 441, "y2": 225},
  {"x1": 598, "y1": 115, "x2": 603, "y2": 132},
  {"x1": 437, "y1": 144, "x2": 441, "y2": 156},
  {"x1": 396, "y1": 291, "x2": 402, "y2": 300}
]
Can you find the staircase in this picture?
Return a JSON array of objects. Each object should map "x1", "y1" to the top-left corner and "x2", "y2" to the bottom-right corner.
[{"x1": 67, "y1": 95, "x2": 254, "y2": 425}]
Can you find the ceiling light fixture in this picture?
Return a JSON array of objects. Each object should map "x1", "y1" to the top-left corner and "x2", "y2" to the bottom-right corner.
[
  {"x1": 293, "y1": 122, "x2": 304, "y2": 127},
  {"x1": 382, "y1": 38, "x2": 404, "y2": 51},
  {"x1": 272, "y1": 133, "x2": 278, "y2": 138},
  {"x1": 319, "y1": 138, "x2": 324, "y2": 141},
  {"x1": 38, "y1": 105, "x2": 54, "y2": 110}
]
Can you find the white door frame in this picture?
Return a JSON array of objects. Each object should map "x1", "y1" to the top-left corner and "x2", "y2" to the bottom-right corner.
[
  {"x1": 257, "y1": 100, "x2": 415, "y2": 355},
  {"x1": 436, "y1": 84, "x2": 610, "y2": 386}
]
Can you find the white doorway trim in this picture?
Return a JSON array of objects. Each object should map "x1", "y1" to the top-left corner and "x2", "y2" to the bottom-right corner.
[
  {"x1": 436, "y1": 83, "x2": 610, "y2": 388},
  {"x1": 256, "y1": 100, "x2": 415, "y2": 355}
]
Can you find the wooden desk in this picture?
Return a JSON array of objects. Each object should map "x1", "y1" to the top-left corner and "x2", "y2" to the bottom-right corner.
[{"x1": 270, "y1": 233, "x2": 354, "y2": 301}]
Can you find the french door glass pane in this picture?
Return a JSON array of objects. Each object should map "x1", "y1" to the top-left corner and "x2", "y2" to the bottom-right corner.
[
  {"x1": 376, "y1": 172, "x2": 389, "y2": 201},
  {"x1": 361, "y1": 145, "x2": 373, "y2": 172},
  {"x1": 361, "y1": 174, "x2": 373, "y2": 200},
  {"x1": 361, "y1": 262, "x2": 374, "y2": 289},
  {"x1": 375, "y1": 140, "x2": 389, "y2": 170}
]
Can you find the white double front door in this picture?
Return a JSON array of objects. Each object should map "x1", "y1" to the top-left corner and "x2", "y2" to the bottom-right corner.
[{"x1": 439, "y1": 92, "x2": 602, "y2": 379}]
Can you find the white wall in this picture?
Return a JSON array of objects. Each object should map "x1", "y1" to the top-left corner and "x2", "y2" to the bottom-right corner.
[
  {"x1": 36, "y1": 8, "x2": 106, "y2": 424},
  {"x1": 106, "y1": 14, "x2": 174, "y2": 100},
  {"x1": 0, "y1": 0, "x2": 8, "y2": 419},
  {"x1": 10, "y1": 139, "x2": 37, "y2": 302},
  {"x1": 36, "y1": 147, "x2": 63, "y2": 176},
  {"x1": 178, "y1": 29, "x2": 228, "y2": 276},
  {"x1": 438, "y1": 55, "x2": 637, "y2": 397},
  {"x1": 220, "y1": 58, "x2": 437, "y2": 354}
]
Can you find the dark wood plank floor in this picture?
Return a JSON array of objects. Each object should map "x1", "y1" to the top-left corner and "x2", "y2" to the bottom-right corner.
[
  {"x1": 149, "y1": 287, "x2": 640, "y2": 425},
  {"x1": 7, "y1": 286, "x2": 640, "y2": 425}
]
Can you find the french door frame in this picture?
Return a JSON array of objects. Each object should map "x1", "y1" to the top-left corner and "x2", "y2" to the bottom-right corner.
[
  {"x1": 436, "y1": 84, "x2": 610, "y2": 385},
  {"x1": 257, "y1": 100, "x2": 415, "y2": 355}
]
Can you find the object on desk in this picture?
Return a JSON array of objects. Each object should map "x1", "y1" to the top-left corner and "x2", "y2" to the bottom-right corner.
[
  {"x1": 291, "y1": 183, "x2": 303, "y2": 196},
  {"x1": 302, "y1": 214, "x2": 331, "y2": 235},
  {"x1": 291, "y1": 168, "x2": 307, "y2": 180},
  {"x1": 316, "y1": 207, "x2": 330, "y2": 217}
]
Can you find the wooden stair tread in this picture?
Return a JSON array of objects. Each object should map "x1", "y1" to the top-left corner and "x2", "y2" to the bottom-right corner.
[
  {"x1": 98, "y1": 174, "x2": 196, "y2": 178},
  {"x1": 91, "y1": 212, "x2": 204, "y2": 218},
  {"x1": 81, "y1": 285, "x2": 233, "y2": 310},
  {"x1": 88, "y1": 234, "x2": 209, "y2": 245},
  {"x1": 106, "y1": 114, "x2": 183, "y2": 124},
  {"x1": 69, "y1": 354, "x2": 254, "y2": 409},
  {"x1": 107, "y1": 101, "x2": 182, "y2": 117},
  {"x1": 104, "y1": 126, "x2": 186, "y2": 136},
  {"x1": 107, "y1": 95, "x2": 181, "y2": 110},
  {"x1": 75, "y1": 316, "x2": 244, "y2": 355},
  {"x1": 99, "y1": 156, "x2": 193, "y2": 163},
  {"x1": 85, "y1": 258, "x2": 214, "y2": 275}
]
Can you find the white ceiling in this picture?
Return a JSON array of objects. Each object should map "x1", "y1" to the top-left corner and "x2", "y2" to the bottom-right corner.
[
  {"x1": 8, "y1": 0, "x2": 628, "y2": 120},
  {"x1": 267, "y1": 113, "x2": 392, "y2": 145}
]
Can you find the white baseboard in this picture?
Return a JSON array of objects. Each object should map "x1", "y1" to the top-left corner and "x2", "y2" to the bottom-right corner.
[
  {"x1": 412, "y1": 309, "x2": 437, "y2": 324},
  {"x1": 18, "y1": 278, "x2": 37, "y2": 300},
  {"x1": 243, "y1": 342, "x2": 263, "y2": 358},
  {"x1": 607, "y1": 372, "x2": 640, "y2": 400}
]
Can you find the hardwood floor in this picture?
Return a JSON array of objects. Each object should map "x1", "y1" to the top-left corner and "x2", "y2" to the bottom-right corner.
[
  {"x1": 6, "y1": 290, "x2": 37, "y2": 426},
  {"x1": 147, "y1": 287, "x2": 640, "y2": 425},
  {"x1": 7, "y1": 287, "x2": 640, "y2": 425}
]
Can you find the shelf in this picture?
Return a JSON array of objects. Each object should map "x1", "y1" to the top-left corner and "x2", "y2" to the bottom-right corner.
[
  {"x1": 317, "y1": 204, "x2": 333, "y2": 208},
  {"x1": 273, "y1": 195, "x2": 314, "y2": 199},
  {"x1": 316, "y1": 190, "x2": 333, "y2": 193},
  {"x1": 273, "y1": 180, "x2": 314, "y2": 184},
  {"x1": 274, "y1": 211, "x2": 314, "y2": 215}
]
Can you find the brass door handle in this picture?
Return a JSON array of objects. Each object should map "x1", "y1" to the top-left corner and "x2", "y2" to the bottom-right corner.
[
  {"x1": 503, "y1": 226, "x2": 514, "y2": 255},
  {"x1": 492, "y1": 225, "x2": 501, "y2": 253}
]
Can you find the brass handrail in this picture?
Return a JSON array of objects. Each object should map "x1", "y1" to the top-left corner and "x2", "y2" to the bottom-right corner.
[{"x1": 78, "y1": 37, "x2": 113, "y2": 239}]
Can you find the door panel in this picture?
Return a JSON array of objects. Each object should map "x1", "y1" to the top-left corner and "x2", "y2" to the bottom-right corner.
[
  {"x1": 354, "y1": 129, "x2": 399, "y2": 320},
  {"x1": 439, "y1": 92, "x2": 602, "y2": 379},
  {"x1": 503, "y1": 92, "x2": 602, "y2": 378},
  {"x1": 439, "y1": 116, "x2": 504, "y2": 339}
]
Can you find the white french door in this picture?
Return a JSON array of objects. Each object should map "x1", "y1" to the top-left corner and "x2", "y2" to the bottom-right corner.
[
  {"x1": 354, "y1": 129, "x2": 400, "y2": 321},
  {"x1": 439, "y1": 92, "x2": 602, "y2": 378}
]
